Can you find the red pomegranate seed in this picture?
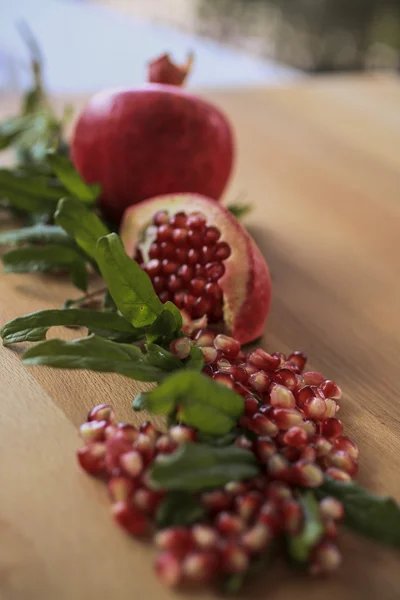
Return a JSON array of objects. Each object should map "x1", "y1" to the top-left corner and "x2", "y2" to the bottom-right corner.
[
  {"x1": 153, "y1": 210, "x2": 169, "y2": 226},
  {"x1": 216, "y1": 512, "x2": 246, "y2": 535},
  {"x1": 112, "y1": 501, "x2": 148, "y2": 536},
  {"x1": 244, "y1": 396, "x2": 259, "y2": 417},
  {"x1": 192, "y1": 295, "x2": 212, "y2": 318},
  {"x1": 296, "y1": 385, "x2": 318, "y2": 408},
  {"x1": 77, "y1": 443, "x2": 106, "y2": 474},
  {"x1": 293, "y1": 460, "x2": 324, "y2": 487},
  {"x1": 119, "y1": 450, "x2": 144, "y2": 478},
  {"x1": 303, "y1": 396, "x2": 327, "y2": 420},
  {"x1": 249, "y1": 371, "x2": 271, "y2": 394},
  {"x1": 169, "y1": 425, "x2": 197, "y2": 445},
  {"x1": 146, "y1": 258, "x2": 162, "y2": 277},
  {"x1": 203, "y1": 226, "x2": 221, "y2": 245},
  {"x1": 139, "y1": 421, "x2": 159, "y2": 442},
  {"x1": 155, "y1": 434, "x2": 178, "y2": 455},
  {"x1": 300, "y1": 445, "x2": 317, "y2": 462},
  {"x1": 191, "y1": 524, "x2": 219, "y2": 549},
  {"x1": 219, "y1": 542, "x2": 249, "y2": 574},
  {"x1": 320, "y1": 379, "x2": 342, "y2": 400},
  {"x1": 213, "y1": 241, "x2": 231, "y2": 260},
  {"x1": 283, "y1": 426, "x2": 308, "y2": 447},
  {"x1": 201, "y1": 490, "x2": 232, "y2": 513},
  {"x1": 205, "y1": 262, "x2": 225, "y2": 281},
  {"x1": 157, "y1": 224, "x2": 173, "y2": 242},
  {"x1": 133, "y1": 488, "x2": 164, "y2": 515},
  {"x1": 152, "y1": 275, "x2": 166, "y2": 293},
  {"x1": 325, "y1": 450, "x2": 358, "y2": 476},
  {"x1": 225, "y1": 481, "x2": 249, "y2": 496},
  {"x1": 175, "y1": 247, "x2": 188, "y2": 264},
  {"x1": 154, "y1": 552, "x2": 183, "y2": 588},
  {"x1": 201, "y1": 245, "x2": 214, "y2": 263},
  {"x1": 162, "y1": 259, "x2": 180, "y2": 276},
  {"x1": 172, "y1": 228, "x2": 188, "y2": 245},
  {"x1": 301, "y1": 420, "x2": 317, "y2": 436},
  {"x1": 117, "y1": 423, "x2": 140, "y2": 442},
  {"x1": 313, "y1": 436, "x2": 333, "y2": 457},
  {"x1": 255, "y1": 436, "x2": 277, "y2": 462},
  {"x1": 281, "y1": 446, "x2": 301, "y2": 462},
  {"x1": 187, "y1": 248, "x2": 200, "y2": 264},
  {"x1": 149, "y1": 243, "x2": 160, "y2": 259},
  {"x1": 104, "y1": 421, "x2": 118, "y2": 438},
  {"x1": 267, "y1": 454, "x2": 290, "y2": 480},
  {"x1": 105, "y1": 434, "x2": 133, "y2": 474},
  {"x1": 282, "y1": 499, "x2": 303, "y2": 534},
  {"x1": 132, "y1": 434, "x2": 156, "y2": 465},
  {"x1": 203, "y1": 281, "x2": 222, "y2": 301},
  {"x1": 200, "y1": 346, "x2": 218, "y2": 364},
  {"x1": 234, "y1": 434, "x2": 253, "y2": 450},
  {"x1": 326, "y1": 467, "x2": 352, "y2": 482},
  {"x1": 186, "y1": 212, "x2": 206, "y2": 230},
  {"x1": 108, "y1": 475, "x2": 136, "y2": 503},
  {"x1": 270, "y1": 407, "x2": 303, "y2": 430},
  {"x1": 234, "y1": 491, "x2": 263, "y2": 521},
  {"x1": 240, "y1": 362, "x2": 258, "y2": 376},
  {"x1": 324, "y1": 520, "x2": 338, "y2": 539},
  {"x1": 287, "y1": 351, "x2": 307, "y2": 372},
  {"x1": 194, "y1": 328, "x2": 216, "y2": 347},
  {"x1": 273, "y1": 368, "x2": 298, "y2": 390},
  {"x1": 334, "y1": 436, "x2": 359, "y2": 460},
  {"x1": 155, "y1": 527, "x2": 195, "y2": 557},
  {"x1": 159, "y1": 291, "x2": 170, "y2": 303},
  {"x1": 241, "y1": 523, "x2": 271, "y2": 554},
  {"x1": 167, "y1": 275, "x2": 183, "y2": 293},
  {"x1": 185, "y1": 229, "x2": 203, "y2": 248},
  {"x1": 249, "y1": 413, "x2": 279, "y2": 437},
  {"x1": 248, "y1": 349, "x2": 280, "y2": 371},
  {"x1": 213, "y1": 371, "x2": 235, "y2": 389},
  {"x1": 258, "y1": 501, "x2": 282, "y2": 533},
  {"x1": 183, "y1": 293, "x2": 196, "y2": 311},
  {"x1": 79, "y1": 419, "x2": 107, "y2": 442},
  {"x1": 303, "y1": 371, "x2": 325, "y2": 386},
  {"x1": 265, "y1": 481, "x2": 293, "y2": 502},
  {"x1": 321, "y1": 418, "x2": 343, "y2": 440},
  {"x1": 319, "y1": 497, "x2": 344, "y2": 521},
  {"x1": 170, "y1": 337, "x2": 192, "y2": 360},
  {"x1": 323, "y1": 398, "x2": 338, "y2": 418},
  {"x1": 310, "y1": 541, "x2": 342, "y2": 575},
  {"x1": 193, "y1": 264, "x2": 207, "y2": 278},
  {"x1": 213, "y1": 334, "x2": 240, "y2": 360},
  {"x1": 160, "y1": 242, "x2": 176, "y2": 260},
  {"x1": 88, "y1": 403, "x2": 116, "y2": 424},
  {"x1": 170, "y1": 212, "x2": 187, "y2": 228},
  {"x1": 270, "y1": 384, "x2": 296, "y2": 408},
  {"x1": 177, "y1": 264, "x2": 194, "y2": 282},
  {"x1": 190, "y1": 278, "x2": 207, "y2": 296},
  {"x1": 183, "y1": 551, "x2": 219, "y2": 584}
]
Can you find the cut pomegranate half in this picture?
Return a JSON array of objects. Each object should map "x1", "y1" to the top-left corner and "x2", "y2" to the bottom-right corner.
[{"x1": 120, "y1": 194, "x2": 271, "y2": 344}]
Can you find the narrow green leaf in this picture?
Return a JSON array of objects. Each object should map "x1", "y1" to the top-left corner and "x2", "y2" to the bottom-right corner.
[
  {"x1": 2, "y1": 244, "x2": 88, "y2": 291},
  {"x1": 0, "y1": 225, "x2": 74, "y2": 247},
  {"x1": 135, "y1": 370, "x2": 243, "y2": 435},
  {"x1": 227, "y1": 203, "x2": 252, "y2": 219},
  {"x1": 320, "y1": 477, "x2": 400, "y2": 548},
  {"x1": 55, "y1": 197, "x2": 109, "y2": 259},
  {"x1": 1, "y1": 308, "x2": 135, "y2": 346},
  {"x1": 146, "y1": 310, "x2": 177, "y2": 344},
  {"x1": 96, "y1": 233, "x2": 164, "y2": 327},
  {"x1": 0, "y1": 168, "x2": 65, "y2": 200},
  {"x1": 0, "y1": 115, "x2": 33, "y2": 150},
  {"x1": 288, "y1": 492, "x2": 324, "y2": 563},
  {"x1": 148, "y1": 443, "x2": 259, "y2": 492},
  {"x1": 22, "y1": 335, "x2": 168, "y2": 382},
  {"x1": 156, "y1": 491, "x2": 206, "y2": 529},
  {"x1": 145, "y1": 343, "x2": 183, "y2": 372},
  {"x1": 102, "y1": 289, "x2": 117, "y2": 312},
  {"x1": 163, "y1": 301, "x2": 183, "y2": 332},
  {"x1": 47, "y1": 152, "x2": 100, "y2": 202},
  {"x1": 184, "y1": 345, "x2": 205, "y2": 372}
]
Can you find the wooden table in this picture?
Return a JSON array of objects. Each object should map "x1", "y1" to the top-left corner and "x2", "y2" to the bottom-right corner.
[{"x1": 0, "y1": 74, "x2": 399, "y2": 600}]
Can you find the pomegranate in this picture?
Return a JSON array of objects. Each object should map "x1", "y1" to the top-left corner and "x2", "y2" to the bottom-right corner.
[
  {"x1": 71, "y1": 53, "x2": 234, "y2": 223},
  {"x1": 120, "y1": 193, "x2": 271, "y2": 344}
]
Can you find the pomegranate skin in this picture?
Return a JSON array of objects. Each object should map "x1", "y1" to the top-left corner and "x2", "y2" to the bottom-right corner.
[{"x1": 71, "y1": 86, "x2": 234, "y2": 223}]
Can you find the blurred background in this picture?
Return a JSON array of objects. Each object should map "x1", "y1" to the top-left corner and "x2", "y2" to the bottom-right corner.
[{"x1": 0, "y1": 0, "x2": 399, "y2": 93}]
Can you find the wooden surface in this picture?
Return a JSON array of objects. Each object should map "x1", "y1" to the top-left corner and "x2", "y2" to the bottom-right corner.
[{"x1": 1, "y1": 74, "x2": 400, "y2": 600}]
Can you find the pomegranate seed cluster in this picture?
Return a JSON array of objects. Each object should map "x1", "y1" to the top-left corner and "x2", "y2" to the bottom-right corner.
[
  {"x1": 134, "y1": 210, "x2": 230, "y2": 322},
  {"x1": 77, "y1": 329, "x2": 359, "y2": 590}
]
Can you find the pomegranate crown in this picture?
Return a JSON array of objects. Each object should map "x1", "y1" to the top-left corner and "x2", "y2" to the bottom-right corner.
[{"x1": 147, "y1": 52, "x2": 194, "y2": 86}]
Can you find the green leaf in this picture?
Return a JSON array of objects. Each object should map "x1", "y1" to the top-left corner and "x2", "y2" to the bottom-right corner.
[
  {"x1": 0, "y1": 224, "x2": 75, "y2": 247},
  {"x1": 2, "y1": 244, "x2": 88, "y2": 291},
  {"x1": 96, "y1": 233, "x2": 164, "y2": 327},
  {"x1": 0, "y1": 115, "x2": 34, "y2": 150},
  {"x1": 102, "y1": 289, "x2": 117, "y2": 312},
  {"x1": 148, "y1": 443, "x2": 259, "y2": 492},
  {"x1": 145, "y1": 343, "x2": 183, "y2": 372},
  {"x1": 163, "y1": 301, "x2": 183, "y2": 332},
  {"x1": 0, "y1": 308, "x2": 136, "y2": 346},
  {"x1": 227, "y1": 203, "x2": 252, "y2": 219},
  {"x1": 22, "y1": 334, "x2": 169, "y2": 382},
  {"x1": 146, "y1": 310, "x2": 177, "y2": 344},
  {"x1": 55, "y1": 197, "x2": 109, "y2": 259},
  {"x1": 288, "y1": 492, "x2": 324, "y2": 563},
  {"x1": 134, "y1": 371, "x2": 244, "y2": 435},
  {"x1": 320, "y1": 477, "x2": 400, "y2": 548},
  {"x1": 0, "y1": 169, "x2": 66, "y2": 214},
  {"x1": 156, "y1": 491, "x2": 206, "y2": 529},
  {"x1": 47, "y1": 152, "x2": 100, "y2": 202},
  {"x1": 184, "y1": 345, "x2": 205, "y2": 372}
]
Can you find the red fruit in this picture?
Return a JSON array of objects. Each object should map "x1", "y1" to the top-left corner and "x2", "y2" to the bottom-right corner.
[
  {"x1": 219, "y1": 542, "x2": 249, "y2": 574},
  {"x1": 77, "y1": 443, "x2": 106, "y2": 474},
  {"x1": 87, "y1": 403, "x2": 116, "y2": 423},
  {"x1": 155, "y1": 551, "x2": 183, "y2": 588},
  {"x1": 234, "y1": 491, "x2": 263, "y2": 521},
  {"x1": 108, "y1": 476, "x2": 136, "y2": 503},
  {"x1": 120, "y1": 195, "x2": 271, "y2": 344},
  {"x1": 215, "y1": 512, "x2": 246, "y2": 535},
  {"x1": 201, "y1": 490, "x2": 232, "y2": 514},
  {"x1": 112, "y1": 501, "x2": 148, "y2": 536},
  {"x1": 154, "y1": 527, "x2": 195, "y2": 557},
  {"x1": 241, "y1": 523, "x2": 271, "y2": 554},
  {"x1": 191, "y1": 524, "x2": 219, "y2": 549},
  {"x1": 333, "y1": 436, "x2": 359, "y2": 460},
  {"x1": 71, "y1": 54, "x2": 234, "y2": 223},
  {"x1": 79, "y1": 419, "x2": 107, "y2": 442},
  {"x1": 182, "y1": 551, "x2": 219, "y2": 584}
]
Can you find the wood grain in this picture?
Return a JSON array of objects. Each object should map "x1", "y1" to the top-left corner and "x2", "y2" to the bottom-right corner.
[{"x1": 0, "y1": 74, "x2": 399, "y2": 600}]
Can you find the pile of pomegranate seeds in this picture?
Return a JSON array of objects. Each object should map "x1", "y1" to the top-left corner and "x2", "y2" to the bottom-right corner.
[
  {"x1": 78, "y1": 328, "x2": 360, "y2": 590},
  {"x1": 134, "y1": 211, "x2": 229, "y2": 322}
]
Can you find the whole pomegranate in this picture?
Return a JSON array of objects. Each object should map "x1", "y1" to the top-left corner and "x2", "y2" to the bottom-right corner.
[
  {"x1": 120, "y1": 193, "x2": 271, "y2": 345},
  {"x1": 71, "y1": 53, "x2": 234, "y2": 223}
]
